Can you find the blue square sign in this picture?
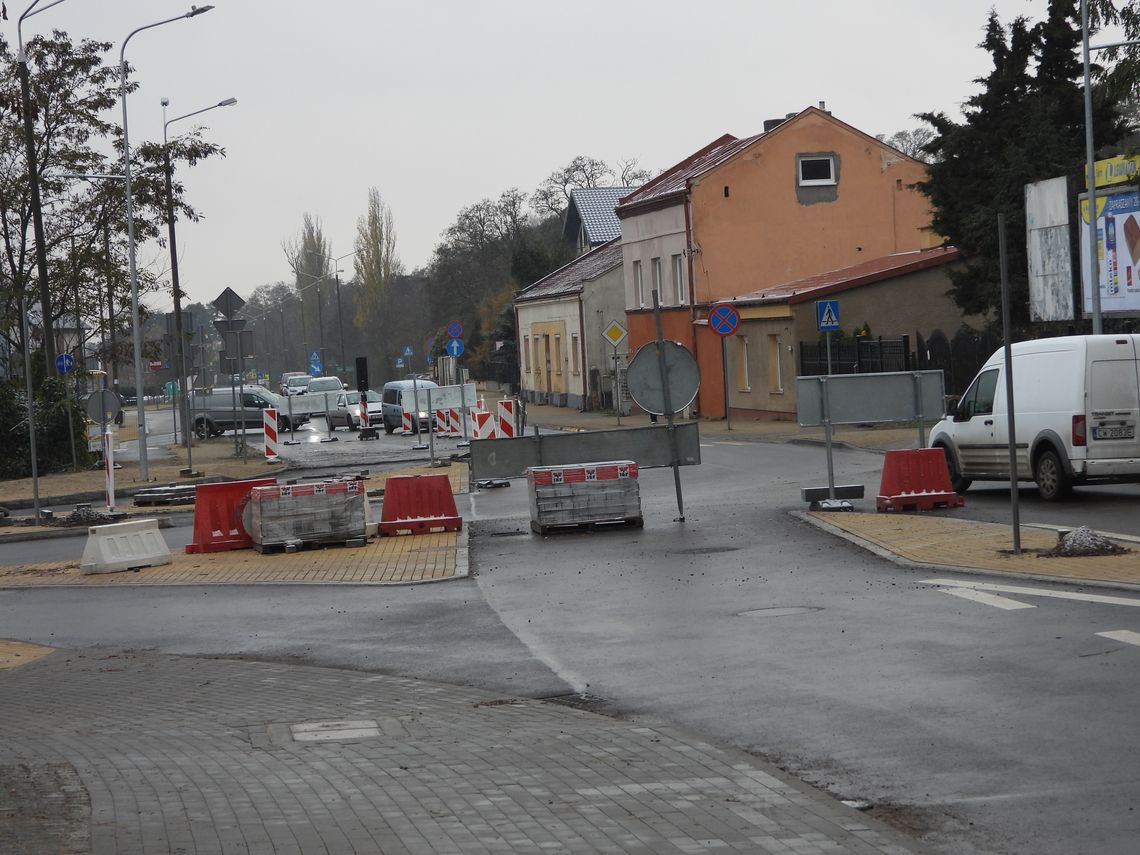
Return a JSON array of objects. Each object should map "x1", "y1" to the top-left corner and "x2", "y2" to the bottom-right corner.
[{"x1": 816, "y1": 300, "x2": 840, "y2": 332}]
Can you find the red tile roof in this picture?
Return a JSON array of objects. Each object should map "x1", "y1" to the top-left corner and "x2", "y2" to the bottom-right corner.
[{"x1": 731, "y1": 247, "x2": 960, "y2": 305}]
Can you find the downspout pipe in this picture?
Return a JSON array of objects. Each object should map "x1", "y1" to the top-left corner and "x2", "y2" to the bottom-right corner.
[{"x1": 578, "y1": 292, "x2": 588, "y2": 410}]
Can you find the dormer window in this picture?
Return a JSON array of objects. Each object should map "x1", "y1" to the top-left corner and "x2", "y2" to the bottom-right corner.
[{"x1": 798, "y1": 155, "x2": 836, "y2": 186}]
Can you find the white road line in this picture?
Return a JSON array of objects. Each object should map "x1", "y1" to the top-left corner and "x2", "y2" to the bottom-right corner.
[
  {"x1": 1096, "y1": 630, "x2": 1140, "y2": 647},
  {"x1": 937, "y1": 588, "x2": 1036, "y2": 610},
  {"x1": 923, "y1": 578, "x2": 1140, "y2": 608}
]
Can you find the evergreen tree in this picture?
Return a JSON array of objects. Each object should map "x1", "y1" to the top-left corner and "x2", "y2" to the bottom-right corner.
[{"x1": 918, "y1": 2, "x2": 1131, "y2": 333}]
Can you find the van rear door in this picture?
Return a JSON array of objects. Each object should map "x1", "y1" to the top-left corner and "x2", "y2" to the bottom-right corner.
[{"x1": 1086, "y1": 336, "x2": 1140, "y2": 461}]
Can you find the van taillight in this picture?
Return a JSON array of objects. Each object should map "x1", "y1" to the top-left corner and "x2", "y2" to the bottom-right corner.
[{"x1": 1073, "y1": 415, "x2": 1087, "y2": 447}]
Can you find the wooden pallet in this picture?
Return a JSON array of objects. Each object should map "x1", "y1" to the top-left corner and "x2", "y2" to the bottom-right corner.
[
  {"x1": 251, "y1": 536, "x2": 368, "y2": 554},
  {"x1": 530, "y1": 515, "x2": 643, "y2": 536}
]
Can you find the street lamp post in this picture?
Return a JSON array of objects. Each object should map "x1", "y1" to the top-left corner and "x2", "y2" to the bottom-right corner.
[
  {"x1": 18, "y1": 0, "x2": 70, "y2": 375},
  {"x1": 162, "y1": 95, "x2": 237, "y2": 475},
  {"x1": 119, "y1": 4, "x2": 214, "y2": 482},
  {"x1": 295, "y1": 268, "x2": 342, "y2": 375},
  {"x1": 307, "y1": 250, "x2": 353, "y2": 375},
  {"x1": 1081, "y1": 0, "x2": 1140, "y2": 334}
]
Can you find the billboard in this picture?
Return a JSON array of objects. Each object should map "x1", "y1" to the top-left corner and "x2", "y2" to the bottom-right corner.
[{"x1": 1079, "y1": 187, "x2": 1140, "y2": 316}]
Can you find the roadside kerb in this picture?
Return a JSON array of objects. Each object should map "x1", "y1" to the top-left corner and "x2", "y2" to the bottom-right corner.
[{"x1": 797, "y1": 510, "x2": 1140, "y2": 591}]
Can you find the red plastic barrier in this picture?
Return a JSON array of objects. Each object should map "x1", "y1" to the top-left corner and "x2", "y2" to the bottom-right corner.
[
  {"x1": 185, "y1": 477, "x2": 278, "y2": 553},
  {"x1": 379, "y1": 473, "x2": 462, "y2": 536},
  {"x1": 877, "y1": 449, "x2": 965, "y2": 512}
]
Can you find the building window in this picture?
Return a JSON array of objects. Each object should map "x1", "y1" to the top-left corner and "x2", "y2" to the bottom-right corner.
[
  {"x1": 571, "y1": 334, "x2": 580, "y2": 374},
  {"x1": 651, "y1": 257, "x2": 662, "y2": 304},
  {"x1": 797, "y1": 155, "x2": 836, "y2": 186},
  {"x1": 767, "y1": 334, "x2": 783, "y2": 393},
  {"x1": 671, "y1": 254, "x2": 685, "y2": 305},
  {"x1": 736, "y1": 335, "x2": 750, "y2": 391},
  {"x1": 554, "y1": 334, "x2": 562, "y2": 375},
  {"x1": 633, "y1": 260, "x2": 644, "y2": 307},
  {"x1": 523, "y1": 336, "x2": 531, "y2": 372},
  {"x1": 534, "y1": 338, "x2": 542, "y2": 378}
]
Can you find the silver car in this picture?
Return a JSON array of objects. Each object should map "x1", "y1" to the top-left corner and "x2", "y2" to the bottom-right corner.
[{"x1": 326, "y1": 389, "x2": 383, "y2": 431}]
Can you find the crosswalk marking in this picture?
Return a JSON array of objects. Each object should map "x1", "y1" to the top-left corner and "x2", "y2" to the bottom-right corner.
[
  {"x1": 1096, "y1": 630, "x2": 1140, "y2": 647},
  {"x1": 923, "y1": 579, "x2": 1140, "y2": 609},
  {"x1": 937, "y1": 588, "x2": 1036, "y2": 610}
]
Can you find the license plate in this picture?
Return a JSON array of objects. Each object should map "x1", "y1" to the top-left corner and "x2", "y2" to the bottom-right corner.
[{"x1": 1093, "y1": 425, "x2": 1136, "y2": 440}]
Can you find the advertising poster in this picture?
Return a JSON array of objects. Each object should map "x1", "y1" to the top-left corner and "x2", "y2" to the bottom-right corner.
[{"x1": 1079, "y1": 188, "x2": 1140, "y2": 315}]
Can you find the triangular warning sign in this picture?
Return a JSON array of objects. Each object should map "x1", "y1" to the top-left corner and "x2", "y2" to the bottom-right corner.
[{"x1": 821, "y1": 304, "x2": 837, "y2": 326}]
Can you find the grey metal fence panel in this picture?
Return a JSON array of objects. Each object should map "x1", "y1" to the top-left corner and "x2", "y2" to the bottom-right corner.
[
  {"x1": 796, "y1": 370, "x2": 946, "y2": 426},
  {"x1": 469, "y1": 423, "x2": 702, "y2": 480}
]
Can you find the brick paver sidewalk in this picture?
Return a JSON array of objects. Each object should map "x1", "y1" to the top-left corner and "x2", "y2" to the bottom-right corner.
[{"x1": 0, "y1": 648, "x2": 930, "y2": 855}]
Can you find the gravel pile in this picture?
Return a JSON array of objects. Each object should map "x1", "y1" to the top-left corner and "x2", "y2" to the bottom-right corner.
[
  {"x1": 1046, "y1": 525, "x2": 1129, "y2": 557},
  {"x1": 48, "y1": 507, "x2": 117, "y2": 528}
]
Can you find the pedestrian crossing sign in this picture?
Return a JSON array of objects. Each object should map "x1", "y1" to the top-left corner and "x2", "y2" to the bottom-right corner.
[{"x1": 816, "y1": 300, "x2": 840, "y2": 332}]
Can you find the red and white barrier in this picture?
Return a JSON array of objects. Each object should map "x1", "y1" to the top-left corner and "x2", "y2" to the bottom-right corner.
[
  {"x1": 448, "y1": 408, "x2": 462, "y2": 436},
  {"x1": 472, "y1": 410, "x2": 497, "y2": 439},
  {"x1": 264, "y1": 407, "x2": 279, "y2": 462},
  {"x1": 434, "y1": 409, "x2": 449, "y2": 435},
  {"x1": 401, "y1": 410, "x2": 414, "y2": 435},
  {"x1": 496, "y1": 399, "x2": 516, "y2": 438}
]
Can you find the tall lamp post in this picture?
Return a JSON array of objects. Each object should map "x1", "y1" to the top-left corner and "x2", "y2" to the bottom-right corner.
[
  {"x1": 308, "y1": 250, "x2": 354, "y2": 375},
  {"x1": 17, "y1": 0, "x2": 70, "y2": 375},
  {"x1": 119, "y1": 4, "x2": 214, "y2": 482},
  {"x1": 1082, "y1": 0, "x2": 1140, "y2": 334},
  {"x1": 295, "y1": 269, "x2": 340, "y2": 374},
  {"x1": 162, "y1": 95, "x2": 237, "y2": 475}
]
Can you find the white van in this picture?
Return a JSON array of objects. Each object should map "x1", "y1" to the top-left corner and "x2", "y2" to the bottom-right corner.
[{"x1": 930, "y1": 334, "x2": 1140, "y2": 500}]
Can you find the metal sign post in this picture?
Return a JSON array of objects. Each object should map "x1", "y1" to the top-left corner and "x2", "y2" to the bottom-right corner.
[
  {"x1": 708, "y1": 302, "x2": 740, "y2": 430},
  {"x1": 320, "y1": 391, "x2": 338, "y2": 443},
  {"x1": 998, "y1": 213, "x2": 1021, "y2": 555},
  {"x1": 652, "y1": 291, "x2": 684, "y2": 521},
  {"x1": 602, "y1": 320, "x2": 628, "y2": 424},
  {"x1": 427, "y1": 387, "x2": 437, "y2": 464}
]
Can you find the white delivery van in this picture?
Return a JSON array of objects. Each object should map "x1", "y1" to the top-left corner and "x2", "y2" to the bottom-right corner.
[{"x1": 929, "y1": 334, "x2": 1140, "y2": 500}]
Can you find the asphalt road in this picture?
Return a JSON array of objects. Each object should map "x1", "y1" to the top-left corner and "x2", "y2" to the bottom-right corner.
[{"x1": 4, "y1": 433, "x2": 1140, "y2": 854}]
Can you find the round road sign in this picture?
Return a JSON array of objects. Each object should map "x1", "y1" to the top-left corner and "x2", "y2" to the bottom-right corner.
[
  {"x1": 85, "y1": 389, "x2": 122, "y2": 424},
  {"x1": 708, "y1": 303, "x2": 740, "y2": 337},
  {"x1": 626, "y1": 340, "x2": 701, "y2": 416},
  {"x1": 55, "y1": 353, "x2": 75, "y2": 374},
  {"x1": 446, "y1": 320, "x2": 463, "y2": 339}
]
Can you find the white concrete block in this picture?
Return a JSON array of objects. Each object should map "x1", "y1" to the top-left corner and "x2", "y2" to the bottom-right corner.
[{"x1": 81, "y1": 518, "x2": 172, "y2": 574}]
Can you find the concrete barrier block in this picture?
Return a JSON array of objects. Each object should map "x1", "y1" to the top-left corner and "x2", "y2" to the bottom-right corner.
[{"x1": 81, "y1": 518, "x2": 172, "y2": 574}]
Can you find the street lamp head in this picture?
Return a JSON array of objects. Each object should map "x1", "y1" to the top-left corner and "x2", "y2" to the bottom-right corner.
[
  {"x1": 161, "y1": 96, "x2": 170, "y2": 107},
  {"x1": 218, "y1": 97, "x2": 238, "y2": 107},
  {"x1": 187, "y1": 5, "x2": 214, "y2": 17}
]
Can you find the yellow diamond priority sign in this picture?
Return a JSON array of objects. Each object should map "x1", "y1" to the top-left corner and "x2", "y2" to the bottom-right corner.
[{"x1": 602, "y1": 320, "x2": 628, "y2": 348}]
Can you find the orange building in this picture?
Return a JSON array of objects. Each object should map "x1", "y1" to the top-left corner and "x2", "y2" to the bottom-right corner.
[{"x1": 616, "y1": 106, "x2": 938, "y2": 418}]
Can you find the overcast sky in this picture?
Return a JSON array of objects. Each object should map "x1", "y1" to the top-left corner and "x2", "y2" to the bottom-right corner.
[{"x1": 14, "y1": 0, "x2": 1069, "y2": 311}]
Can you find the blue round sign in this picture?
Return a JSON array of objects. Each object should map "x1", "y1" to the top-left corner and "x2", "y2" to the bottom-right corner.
[
  {"x1": 445, "y1": 338, "x2": 465, "y2": 358},
  {"x1": 446, "y1": 320, "x2": 463, "y2": 339},
  {"x1": 55, "y1": 353, "x2": 75, "y2": 374},
  {"x1": 708, "y1": 303, "x2": 740, "y2": 337}
]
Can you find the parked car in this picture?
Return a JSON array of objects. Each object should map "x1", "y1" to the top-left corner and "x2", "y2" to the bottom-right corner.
[
  {"x1": 280, "y1": 372, "x2": 313, "y2": 396},
  {"x1": 190, "y1": 385, "x2": 305, "y2": 438},
  {"x1": 326, "y1": 389, "x2": 383, "y2": 431},
  {"x1": 381, "y1": 378, "x2": 439, "y2": 434},
  {"x1": 929, "y1": 334, "x2": 1140, "y2": 501},
  {"x1": 305, "y1": 376, "x2": 346, "y2": 396}
]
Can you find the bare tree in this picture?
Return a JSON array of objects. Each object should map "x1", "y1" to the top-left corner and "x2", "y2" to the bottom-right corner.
[
  {"x1": 353, "y1": 187, "x2": 402, "y2": 327},
  {"x1": 877, "y1": 127, "x2": 936, "y2": 160}
]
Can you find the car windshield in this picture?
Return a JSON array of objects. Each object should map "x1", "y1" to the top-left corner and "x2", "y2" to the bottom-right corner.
[
  {"x1": 308, "y1": 379, "x2": 340, "y2": 392},
  {"x1": 363, "y1": 390, "x2": 382, "y2": 403},
  {"x1": 287, "y1": 376, "x2": 310, "y2": 388}
]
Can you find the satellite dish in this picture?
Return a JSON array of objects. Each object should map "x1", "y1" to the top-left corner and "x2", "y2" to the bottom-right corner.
[{"x1": 626, "y1": 340, "x2": 700, "y2": 416}]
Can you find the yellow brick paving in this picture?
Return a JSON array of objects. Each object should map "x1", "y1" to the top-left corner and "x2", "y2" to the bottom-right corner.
[
  {"x1": 810, "y1": 511, "x2": 1140, "y2": 586},
  {"x1": 0, "y1": 464, "x2": 469, "y2": 588}
]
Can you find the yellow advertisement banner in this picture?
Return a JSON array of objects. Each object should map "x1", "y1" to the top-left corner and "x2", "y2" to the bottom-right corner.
[{"x1": 1088, "y1": 155, "x2": 1140, "y2": 189}]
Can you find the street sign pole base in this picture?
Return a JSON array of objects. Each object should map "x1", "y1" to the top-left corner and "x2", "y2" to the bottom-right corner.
[
  {"x1": 179, "y1": 468, "x2": 200, "y2": 477},
  {"x1": 358, "y1": 428, "x2": 379, "y2": 440},
  {"x1": 813, "y1": 499, "x2": 854, "y2": 512},
  {"x1": 457, "y1": 440, "x2": 470, "y2": 448},
  {"x1": 412, "y1": 443, "x2": 428, "y2": 450},
  {"x1": 319, "y1": 436, "x2": 339, "y2": 443},
  {"x1": 283, "y1": 440, "x2": 302, "y2": 446}
]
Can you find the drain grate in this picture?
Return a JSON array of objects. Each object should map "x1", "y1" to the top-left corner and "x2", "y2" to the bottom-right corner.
[
  {"x1": 674, "y1": 546, "x2": 739, "y2": 555},
  {"x1": 739, "y1": 606, "x2": 823, "y2": 618},
  {"x1": 539, "y1": 692, "x2": 618, "y2": 717},
  {"x1": 489, "y1": 531, "x2": 529, "y2": 538}
]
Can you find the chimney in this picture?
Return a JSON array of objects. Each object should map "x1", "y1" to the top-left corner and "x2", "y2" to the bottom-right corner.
[{"x1": 763, "y1": 117, "x2": 788, "y2": 133}]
